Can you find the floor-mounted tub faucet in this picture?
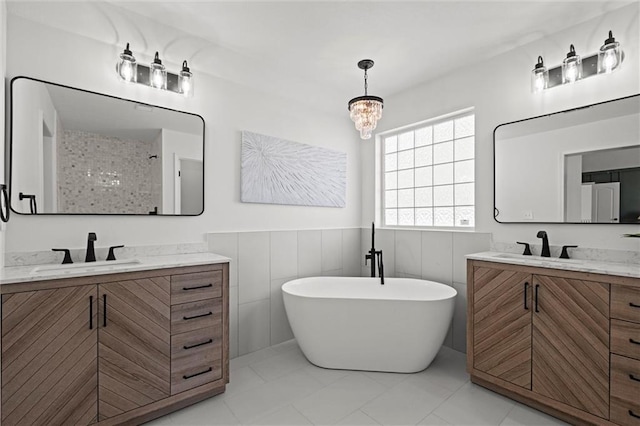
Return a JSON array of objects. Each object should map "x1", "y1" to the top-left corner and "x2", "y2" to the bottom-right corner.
[
  {"x1": 365, "y1": 222, "x2": 384, "y2": 285},
  {"x1": 536, "y1": 230, "x2": 550, "y2": 257}
]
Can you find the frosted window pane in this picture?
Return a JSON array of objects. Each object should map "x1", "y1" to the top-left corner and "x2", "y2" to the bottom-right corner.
[
  {"x1": 398, "y1": 169, "x2": 414, "y2": 189},
  {"x1": 385, "y1": 190, "x2": 397, "y2": 208},
  {"x1": 434, "y1": 185, "x2": 453, "y2": 206},
  {"x1": 455, "y1": 115, "x2": 474, "y2": 138},
  {"x1": 415, "y1": 146, "x2": 432, "y2": 167},
  {"x1": 434, "y1": 120, "x2": 453, "y2": 143},
  {"x1": 385, "y1": 172, "x2": 397, "y2": 190},
  {"x1": 415, "y1": 127, "x2": 433, "y2": 147},
  {"x1": 398, "y1": 189, "x2": 414, "y2": 208},
  {"x1": 398, "y1": 131, "x2": 414, "y2": 151},
  {"x1": 385, "y1": 153, "x2": 397, "y2": 171},
  {"x1": 433, "y1": 141, "x2": 453, "y2": 164},
  {"x1": 455, "y1": 206, "x2": 475, "y2": 227},
  {"x1": 433, "y1": 163, "x2": 453, "y2": 185},
  {"x1": 385, "y1": 136, "x2": 397, "y2": 154},
  {"x1": 455, "y1": 137, "x2": 474, "y2": 161},
  {"x1": 434, "y1": 207, "x2": 454, "y2": 226},
  {"x1": 454, "y1": 160, "x2": 474, "y2": 183},
  {"x1": 415, "y1": 166, "x2": 432, "y2": 187},
  {"x1": 398, "y1": 208, "x2": 415, "y2": 226},
  {"x1": 385, "y1": 209, "x2": 398, "y2": 226},
  {"x1": 397, "y1": 150, "x2": 414, "y2": 170},
  {"x1": 454, "y1": 183, "x2": 474, "y2": 206},
  {"x1": 416, "y1": 208, "x2": 433, "y2": 226},
  {"x1": 415, "y1": 187, "x2": 432, "y2": 207}
]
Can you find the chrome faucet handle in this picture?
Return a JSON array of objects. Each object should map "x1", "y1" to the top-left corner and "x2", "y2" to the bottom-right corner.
[
  {"x1": 516, "y1": 242, "x2": 532, "y2": 256},
  {"x1": 560, "y1": 245, "x2": 578, "y2": 259},
  {"x1": 52, "y1": 248, "x2": 73, "y2": 264}
]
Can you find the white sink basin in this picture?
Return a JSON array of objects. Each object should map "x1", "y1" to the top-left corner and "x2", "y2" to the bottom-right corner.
[
  {"x1": 494, "y1": 253, "x2": 585, "y2": 264},
  {"x1": 32, "y1": 259, "x2": 142, "y2": 274}
]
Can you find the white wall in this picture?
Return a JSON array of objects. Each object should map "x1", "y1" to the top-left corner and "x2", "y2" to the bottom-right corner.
[
  {"x1": 583, "y1": 145, "x2": 640, "y2": 172},
  {"x1": 362, "y1": 3, "x2": 640, "y2": 251},
  {"x1": 4, "y1": 14, "x2": 360, "y2": 252}
]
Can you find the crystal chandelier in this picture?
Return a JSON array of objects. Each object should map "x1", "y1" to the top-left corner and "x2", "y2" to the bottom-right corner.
[{"x1": 348, "y1": 59, "x2": 384, "y2": 140}]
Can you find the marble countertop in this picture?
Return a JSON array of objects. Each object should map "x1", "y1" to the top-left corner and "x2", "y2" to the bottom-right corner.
[
  {"x1": 0, "y1": 252, "x2": 231, "y2": 285},
  {"x1": 466, "y1": 251, "x2": 640, "y2": 279}
]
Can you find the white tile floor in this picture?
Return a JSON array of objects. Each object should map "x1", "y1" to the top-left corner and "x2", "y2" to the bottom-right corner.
[{"x1": 147, "y1": 341, "x2": 568, "y2": 426}]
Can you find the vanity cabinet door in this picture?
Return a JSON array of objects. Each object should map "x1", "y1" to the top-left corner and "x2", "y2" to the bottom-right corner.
[
  {"x1": 472, "y1": 265, "x2": 533, "y2": 389},
  {"x1": 98, "y1": 277, "x2": 171, "y2": 421},
  {"x1": 1, "y1": 285, "x2": 98, "y2": 426},
  {"x1": 531, "y1": 275, "x2": 610, "y2": 419}
]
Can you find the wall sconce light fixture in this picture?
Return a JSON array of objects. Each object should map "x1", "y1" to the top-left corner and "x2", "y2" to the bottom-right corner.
[
  {"x1": 116, "y1": 43, "x2": 194, "y2": 96},
  {"x1": 531, "y1": 30, "x2": 623, "y2": 93},
  {"x1": 348, "y1": 59, "x2": 384, "y2": 140}
]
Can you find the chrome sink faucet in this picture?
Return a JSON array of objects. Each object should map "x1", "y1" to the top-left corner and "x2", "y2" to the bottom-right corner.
[
  {"x1": 85, "y1": 232, "x2": 97, "y2": 262},
  {"x1": 536, "y1": 231, "x2": 550, "y2": 257}
]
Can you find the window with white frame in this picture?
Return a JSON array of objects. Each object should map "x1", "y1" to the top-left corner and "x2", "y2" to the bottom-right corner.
[{"x1": 383, "y1": 112, "x2": 475, "y2": 227}]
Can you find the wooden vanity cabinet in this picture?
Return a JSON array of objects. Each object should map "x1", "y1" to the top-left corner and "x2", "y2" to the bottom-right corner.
[
  {"x1": 0, "y1": 262, "x2": 229, "y2": 426},
  {"x1": 468, "y1": 259, "x2": 638, "y2": 426}
]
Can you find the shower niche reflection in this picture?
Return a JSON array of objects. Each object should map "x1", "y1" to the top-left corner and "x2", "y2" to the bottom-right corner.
[{"x1": 10, "y1": 77, "x2": 204, "y2": 216}]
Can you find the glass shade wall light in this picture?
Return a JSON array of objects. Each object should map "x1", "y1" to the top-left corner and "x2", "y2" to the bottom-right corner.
[
  {"x1": 531, "y1": 30, "x2": 623, "y2": 93},
  {"x1": 116, "y1": 43, "x2": 194, "y2": 97}
]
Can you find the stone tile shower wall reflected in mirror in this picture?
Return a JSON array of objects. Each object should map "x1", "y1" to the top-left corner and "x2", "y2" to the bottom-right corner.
[
  {"x1": 494, "y1": 94, "x2": 640, "y2": 224},
  {"x1": 9, "y1": 77, "x2": 205, "y2": 215}
]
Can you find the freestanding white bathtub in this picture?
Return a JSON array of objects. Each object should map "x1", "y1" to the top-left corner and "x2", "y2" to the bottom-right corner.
[{"x1": 282, "y1": 276, "x2": 456, "y2": 373}]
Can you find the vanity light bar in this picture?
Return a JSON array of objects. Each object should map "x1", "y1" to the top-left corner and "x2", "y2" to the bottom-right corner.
[
  {"x1": 116, "y1": 43, "x2": 194, "y2": 97},
  {"x1": 531, "y1": 30, "x2": 623, "y2": 93}
]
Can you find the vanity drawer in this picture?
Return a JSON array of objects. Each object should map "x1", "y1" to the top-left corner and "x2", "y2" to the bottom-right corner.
[
  {"x1": 612, "y1": 319, "x2": 640, "y2": 360},
  {"x1": 611, "y1": 354, "x2": 640, "y2": 425},
  {"x1": 171, "y1": 298, "x2": 222, "y2": 335},
  {"x1": 171, "y1": 270, "x2": 222, "y2": 304},
  {"x1": 171, "y1": 326, "x2": 223, "y2": 394},
  {"x1": 613, "y1": 285, "x2": 640, "y2": 324}
]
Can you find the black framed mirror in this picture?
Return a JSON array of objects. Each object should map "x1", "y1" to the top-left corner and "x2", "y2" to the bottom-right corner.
[
  {"x1": 9, "y1": 76, "x2": 205, "y2": 216},
  {"x1": 494, "y1": 94, "x2": 640, "y2": 224}
]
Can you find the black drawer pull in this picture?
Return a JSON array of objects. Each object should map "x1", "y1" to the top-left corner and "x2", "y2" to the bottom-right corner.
[
  {"x1": 183, "y1": 367, "x2": 212, "y2": 380},
  {"x1": 630, "y1": 338, "x2": 640, "y2": 345},
  {"x1": 103, "y1": 294, "x2": 107, "y2": 327},
  {"x1": 630, "y1": 374, "x2": 640, "y2": 382},
  {"x1": 630, "y1": 410, "x2": 640, "y2": 419},
  {"x1": 630, "y1": 302, "x2": 640, "y2": 308},
  {"x1": 89, "y1": 296, "x2": 93, "y2": 330},
  {"x1": 183, "y1": 311, "x2": 213, "y2": 321},
  {"x1": 182, "y1": 284, "x2": 213, "y2": 291},
  {"x1": 183, "y1": 339, "x2": 213, "y2": 350},
  {"x1": 534, "y1": 284, "x2": 540, "y2": 313},
  {"x1": 523, "y1": 282, "x2": 529, "y2": 310}
]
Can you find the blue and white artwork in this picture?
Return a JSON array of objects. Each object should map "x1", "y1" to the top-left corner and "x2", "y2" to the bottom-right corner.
[{"x1": 241, "y1": 131, "x2": 346, "y2": 207}]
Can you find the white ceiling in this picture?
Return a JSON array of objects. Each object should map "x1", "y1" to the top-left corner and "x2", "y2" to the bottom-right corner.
[{"x1": 6, "y1": 1, "x2": 633, "y2": 114}]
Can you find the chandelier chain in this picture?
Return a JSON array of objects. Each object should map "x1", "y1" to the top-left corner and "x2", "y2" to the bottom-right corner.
[{"x1": 364, "y1": 69, "x2": 368, "y2": 96}]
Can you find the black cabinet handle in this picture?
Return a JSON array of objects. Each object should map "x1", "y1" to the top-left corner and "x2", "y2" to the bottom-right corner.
[
  {"x1": 0, "y1": 184, "x2": 9, "y2": 223},
  {"x1": 183, "y1": 312, "x2": 213, "y2": 321},
  {"x1": 630, "y1": 374, "x2": 640, "y2": 382},
  {"x1": 534, "y1": 284, "x2": 540, "y2": 313},
  {"x1": 630, "y1": 302, "x2": 640, "y2": 309},
  {"x1": 630, "y1": 338, "x2": 640, "y2": 345},
  {"x1": 630, "y1": 410, "x2": 640, "y2": 419},
  {"x1": 182, "y1": 284, "x2": 213, "y2": 291},
  {"x1": 89, "y1": 296, "x2": 93, "y2": 330},
  {"x1": 523, "y1": 282, "x2": 529, "y2": 310},
  {"x1": 103, "y1": 294, "x2": 107, "y2": 327},
  {"x1": 183, "y1": 367, "x2": 212, "y2": 380},
  {"x1": 183, "y1": 339, "x2": 213, "y2": 350}
]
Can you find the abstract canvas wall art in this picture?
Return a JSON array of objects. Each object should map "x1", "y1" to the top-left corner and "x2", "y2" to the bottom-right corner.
[{"x1": 241, "y1": 131, "x2": 346, "y2": 207}]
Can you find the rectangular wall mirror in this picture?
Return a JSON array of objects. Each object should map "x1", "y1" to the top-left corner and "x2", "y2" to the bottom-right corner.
[
  {"x1": 9, "y1": 76, "x2": 205, "y2": 215},
  {"x1": 494, "y1": 94, "x2": 640, "y2": 224}
]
